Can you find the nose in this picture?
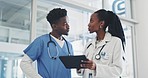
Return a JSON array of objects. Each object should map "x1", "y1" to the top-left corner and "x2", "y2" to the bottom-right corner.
[
  {"x1": 66, "y1": 23, "x2": 70, "y2": 29},
  {"x1": 66, "y1": 23, "x2": 69, "y2": 27},
  {"x1": 88, "y1": 22, "x2": 90, "y2": 27}
]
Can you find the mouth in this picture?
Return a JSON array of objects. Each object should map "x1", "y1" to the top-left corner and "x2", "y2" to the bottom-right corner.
[
  {"x1": 67, "y1": 28, "x2": 70, "y2": 31},
  {"x1": 66, "y1": 29, "x2": 69, "y2": 32},
  {"x1": 88, "y1": 28, "x2": 90, "y2": 31}
]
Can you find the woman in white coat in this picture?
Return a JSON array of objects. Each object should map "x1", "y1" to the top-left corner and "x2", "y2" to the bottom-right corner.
[{"x1": 77, "y1": 9, "x2": 125, "y2": 78}]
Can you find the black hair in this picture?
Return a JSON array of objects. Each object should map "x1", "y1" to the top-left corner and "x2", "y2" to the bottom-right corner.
[
  {"x1": 94, "y1": 9, "x2": 125, "y2": 50},
  {"x1": 46, "y1": 8, "x2": 67, "y2": 26}
]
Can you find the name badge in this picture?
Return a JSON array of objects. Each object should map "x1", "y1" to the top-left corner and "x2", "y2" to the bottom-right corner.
[{"x1": 100, "y1": 52, "x2": 109, "y2": 60}]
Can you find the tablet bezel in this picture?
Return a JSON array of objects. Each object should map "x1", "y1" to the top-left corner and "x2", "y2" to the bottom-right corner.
[{"x1": 59, "y1": 55, "x2": 88, "y2": 69}]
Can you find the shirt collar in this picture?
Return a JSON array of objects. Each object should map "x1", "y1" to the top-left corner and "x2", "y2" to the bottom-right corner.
[
  {"x1": 103, "y1": 32, "x2": 112, "y2": 42},
  {"x1": 91, "y1": 32, "x2": 112, "y2": 48}
]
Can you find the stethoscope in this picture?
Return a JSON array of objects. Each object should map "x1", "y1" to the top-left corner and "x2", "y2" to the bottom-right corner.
[
  {"x1": 47, "y1": 34, "x2": 70, "y2": 60},
  {"x1": 86, "y1": 41, "x2": 107, "y2": 60}
]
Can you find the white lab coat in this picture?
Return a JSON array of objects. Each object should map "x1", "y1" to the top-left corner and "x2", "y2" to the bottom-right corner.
[{"x1": 77, "y1": 32, "x2": 124, "y2": 78}]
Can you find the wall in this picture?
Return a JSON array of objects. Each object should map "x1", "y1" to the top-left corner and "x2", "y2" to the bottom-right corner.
[{"x1": 132, "y1": 0, "x2": 148, "y2": 78}]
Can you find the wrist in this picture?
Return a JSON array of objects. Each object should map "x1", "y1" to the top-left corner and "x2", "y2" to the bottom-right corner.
[{"x1": 91, "y1": 62, "x2": 96, "y2": 70}]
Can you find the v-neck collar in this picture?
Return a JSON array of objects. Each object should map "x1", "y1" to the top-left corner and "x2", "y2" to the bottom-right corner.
[
  {"x1": 49, "y1": 34, "x2": 69, "y2": 55},
  {"x1": 50, "y1": 34, "x2": 64, "y2": 48}
]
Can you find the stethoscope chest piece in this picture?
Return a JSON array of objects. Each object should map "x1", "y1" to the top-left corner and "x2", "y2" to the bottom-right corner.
[
  {"x1": 95, "y1": 54, "x2": 101, "y2": 60},
  {"x1": 94, "y1": 43, "x2": 107, "y2": 60}
]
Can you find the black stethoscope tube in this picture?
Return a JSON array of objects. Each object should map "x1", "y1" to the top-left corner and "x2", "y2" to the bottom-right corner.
[
  {"x1": 47, "y1": 34, "x2": 70, "y2": 59},
  {"x1": 86, "y1": 41, "x2": 107, "y2": 60}
]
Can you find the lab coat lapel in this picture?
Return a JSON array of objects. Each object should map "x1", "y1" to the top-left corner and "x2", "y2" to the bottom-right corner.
[
  {"x1": 94, "y1": 32, "x2": 111, "y2": 48},
  {"x1": 96, "y1": 40, "x2": 107, "y2": 48},
  {"x1": 91, "y1": 39, "x2": 106, "y2": 49}
]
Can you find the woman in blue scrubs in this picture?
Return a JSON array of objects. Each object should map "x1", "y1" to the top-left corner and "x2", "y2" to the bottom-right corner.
[{"x1": 20, "y1": 8, "x2": 73, "y2": 78}]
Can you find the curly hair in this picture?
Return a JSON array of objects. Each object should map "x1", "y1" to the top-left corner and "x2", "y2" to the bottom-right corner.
[{"x1": 46, "y1": 8, "x2": 67, "y2": 26}]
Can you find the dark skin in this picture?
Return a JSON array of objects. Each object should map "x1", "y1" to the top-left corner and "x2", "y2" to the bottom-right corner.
[
  {"x1": 50, "y1": 16, "x2": 69, "y2": 40},
  {"x1": 81, "y1": 13, "x2": 106, "y2": 70},
  {"x1": 88, "y1": 13, "x2": 105, "y2": 41}
]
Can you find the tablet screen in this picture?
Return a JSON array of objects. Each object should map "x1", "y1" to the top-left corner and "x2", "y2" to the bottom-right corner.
[{"x1": 59, "y1": 55, "x2": 88, "y2": 69}]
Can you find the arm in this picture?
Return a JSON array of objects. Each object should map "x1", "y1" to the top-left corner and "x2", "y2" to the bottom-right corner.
[{"x1": 20, "y1": 54, "x2": 42, "y2": 78}]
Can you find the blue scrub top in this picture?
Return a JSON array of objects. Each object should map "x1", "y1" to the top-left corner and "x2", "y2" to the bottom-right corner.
[{"x1": 24, "y1": 34, "x2": 74, "y2": 78}]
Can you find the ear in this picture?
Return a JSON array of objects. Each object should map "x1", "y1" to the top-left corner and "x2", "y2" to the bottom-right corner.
[
  {"x1": 51, "y1": 24, "x2": 57, "y2": 30},
  {"x1": 52, "y1": 24, "x2": 56, "y2": 27},
  {"x1": 100, "y1": 21, "x2": 105, "y2": 26}
]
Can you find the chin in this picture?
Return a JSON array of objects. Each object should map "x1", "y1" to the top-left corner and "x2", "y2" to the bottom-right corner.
[
  {"x1": 63, "y1": 33, "x2": 68, "y2": 36},
  {"x1": 88, "y1": 29, "x2": 92, "y2": 33},
  {"x1": 89, "y1": 31, "x2": 93, "y2": 33}
]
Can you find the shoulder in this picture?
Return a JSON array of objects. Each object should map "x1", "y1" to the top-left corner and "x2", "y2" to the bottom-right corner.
[
  {"x1": 34, "y1": 34, "x2": 48, "y2": 41},
  {"x1": 106, "y1": 32, "x2": 123, "y2": 47},
  {"x1": 65, "y1": 39, "x2": 72, "y2": 46},
  {"x1": 109, "y1": 36, "x2": 122, "y2": 49},
  {"x1": 85, "y1": 39, "x2": 95, "y2": 49},
  {"x1": 86, "y1": 40, "x2": 93, "y2": 46},
  {"x1": 112, "y1": 36, "x2": 121, "y2": 42},
  {"x1": 38, "y1": 34, "x2": 48, "y2": 39},
  {"x1": 110, "y1": 36, "x2": 123, "y2": 49},
  {"x1": 105, "y1": 32, "x2": 121, "y2": 43},
  {"x1": 30, "y1": 34, "x2": 48, "y2": 46}
]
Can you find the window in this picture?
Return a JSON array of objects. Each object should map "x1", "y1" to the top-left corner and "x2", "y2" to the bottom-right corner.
[
  {"x1": 0, "y1": 0, "x2": 31, "y2": 78},
  {"x1": 0, "y1": 0, "x2": 31, "y2": 44},
  {"x1": 103, "y1": 0, "x2": 132, "y2": 18},
  {"x1": 0, "y1": 0, "x2": 136, "y2": 78}
]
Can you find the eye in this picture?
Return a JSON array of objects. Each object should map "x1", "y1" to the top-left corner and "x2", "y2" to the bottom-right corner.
[
  {"x1": 90, "y1": 20, "x2": 94, "y2": 23},
  {"x1": 90, "y1": 18, "x2": 94, "y2": 23},
  {"x1": 64, "y1": 22, "x2": 69, "y2": 26},
  {"x1": 64, "y1": 23, "x2": 67, "y2": 25}
]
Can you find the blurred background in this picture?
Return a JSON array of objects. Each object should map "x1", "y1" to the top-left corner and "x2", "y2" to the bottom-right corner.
[{"x1": 0, "y1": 0, "x2": 147, "y2": 78}]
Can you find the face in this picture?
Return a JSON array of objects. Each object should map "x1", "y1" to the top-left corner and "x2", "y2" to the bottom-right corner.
[
  {"x1": 88, "y1": 13, "x2": 102, "y2": 33},
  {"x1": 54, "y1": 16, "x2": 69, "y2": 35}
]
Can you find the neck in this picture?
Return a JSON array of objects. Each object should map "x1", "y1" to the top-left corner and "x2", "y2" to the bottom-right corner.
[
  {"x1": 50, "y1": 32, "x2": 62, "y2": 40},
  {"x1": 96, "y1": 31, "x2": 105, "y2": 41}
]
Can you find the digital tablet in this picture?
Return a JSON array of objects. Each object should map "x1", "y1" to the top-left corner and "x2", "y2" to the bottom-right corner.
[{"x1": 59, "y1": 55, "x2": 88, "y2": 69}]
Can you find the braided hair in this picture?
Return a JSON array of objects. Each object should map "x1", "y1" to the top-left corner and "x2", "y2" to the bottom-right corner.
[{"x1": 94, "y1": 9, "x2": 125, "y2": 50}]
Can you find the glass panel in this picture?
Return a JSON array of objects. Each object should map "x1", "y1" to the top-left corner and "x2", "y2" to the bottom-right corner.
[
  {"x1": 66, "y1": 8, "x2": 92, "y2": 55},
  {"x1": 36, "y1": 1, "x2": 60, "y2": 37},
  {"x1": 36, "y1": 0, "x2": 92, "y2": 77},
  {"x1": 123, "y1": 25, "x2": 134, "y2": 78},
  {"x1": 71, "y1": 0, "x2": 102, "y2": 9},
  {"x1": 36, "y1": 0, "x2": 134, "y2": 78},
  {"x1": 0, "y1": 52, "x2": 24, "y2": 78},
  {"x1": 0, "y1": 0, "x2": 31, "y2": 44},
  {"x1": 104, "y1": 0, "x2": 131, "y2": 18},
  {"x1": 0, "y1": 0, "x2": 134, "y2": 78},
  {"x1": 0, "y1": 0, "x2": 31, "y2": 78},
  {"x1": 0, "y1": 27, "x2": 9, "y2": 42}
]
